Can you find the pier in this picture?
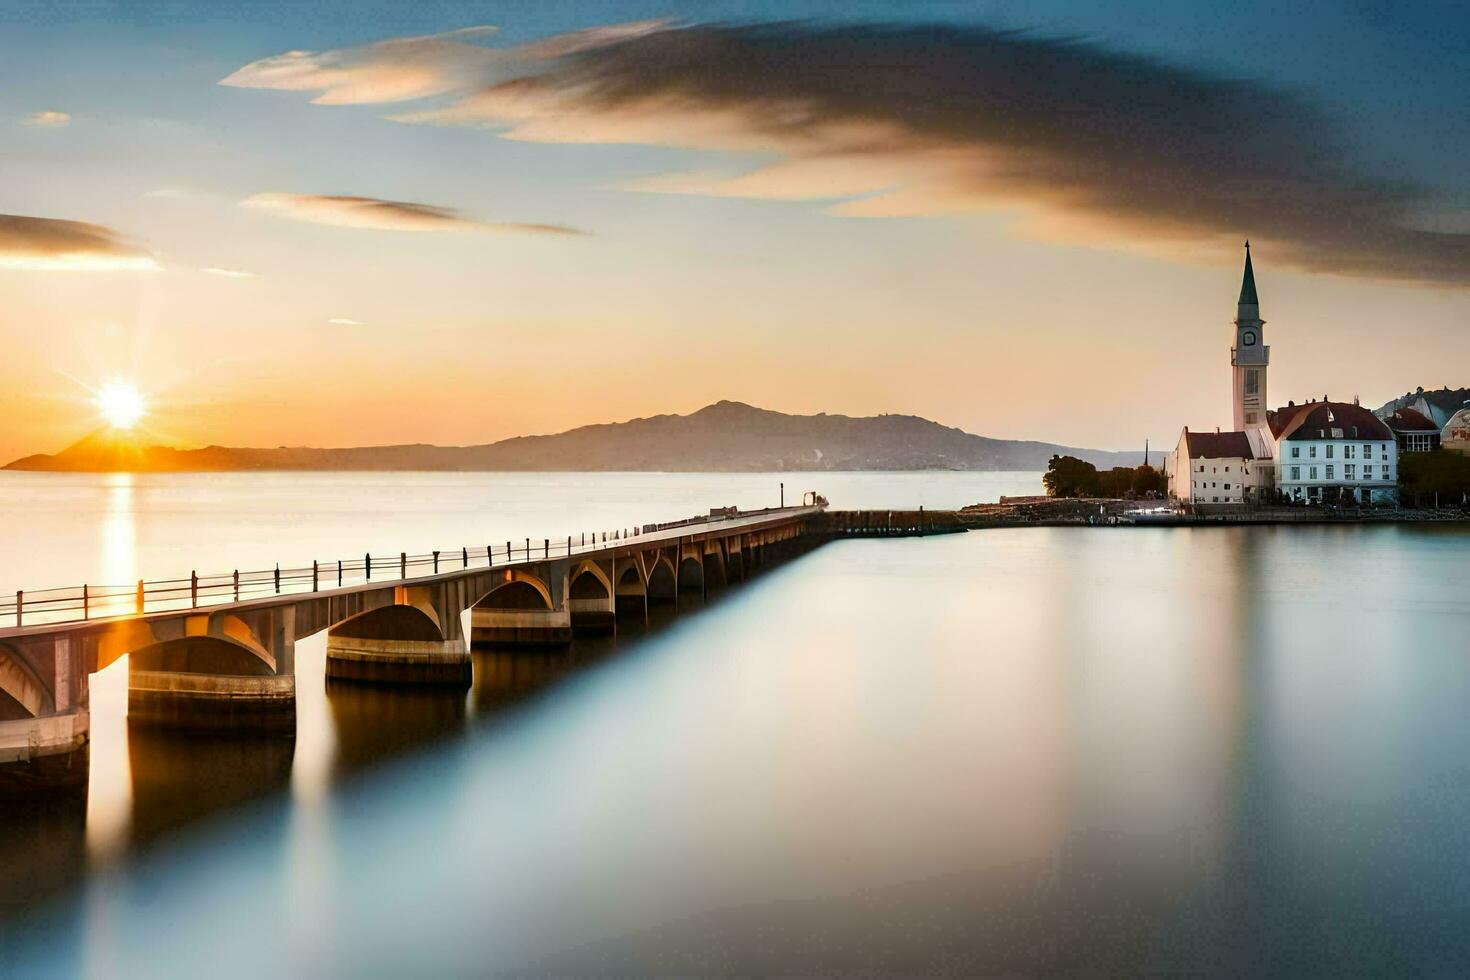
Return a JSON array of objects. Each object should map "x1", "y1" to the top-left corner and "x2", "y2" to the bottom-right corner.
[{"x1": 0, "y1": 504, "x2": 822, "y2": 796}]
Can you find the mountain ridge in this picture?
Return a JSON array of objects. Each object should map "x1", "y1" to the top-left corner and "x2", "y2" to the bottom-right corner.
[{"x1": 4, "y1": 401, "x2": 1148, "y2": 473}]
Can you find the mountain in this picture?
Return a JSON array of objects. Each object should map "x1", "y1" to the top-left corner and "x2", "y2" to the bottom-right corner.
[{"x1": 4, "y1": 401, "x2": 1148, "y2": 473}]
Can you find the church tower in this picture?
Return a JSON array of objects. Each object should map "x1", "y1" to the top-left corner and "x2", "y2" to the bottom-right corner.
[{"x1": 1230, "y1": 241, "x2": 1269, "y2": 431}]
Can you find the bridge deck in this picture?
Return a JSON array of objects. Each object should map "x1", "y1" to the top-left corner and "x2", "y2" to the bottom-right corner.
[{"x1": 0, "y1": 505, "x2": 823, "y2": 638}]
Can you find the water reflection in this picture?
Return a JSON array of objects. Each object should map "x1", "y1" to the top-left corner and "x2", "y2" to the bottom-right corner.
[
  {"x1": 100, "y1": 472, "x2": 135, "y2": 590},
  {"x1": 126, "y1": 722, "x2": 294, "y2": 844},
  {"x1": 326, "y1": 679, "x2": 467, "y2": 779},
  {"x1": 0, "y1": 797, "x2": 87, "y2": 916}
]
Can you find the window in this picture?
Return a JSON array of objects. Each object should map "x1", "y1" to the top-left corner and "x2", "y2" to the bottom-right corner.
[
  {"x1": 1212, "y1": 497, "x2": 1220, "y2": 503},
  {"x1": 1326, "y1": 444, "x2": 1334, "y2": 459},
  {"x1": 1212, "y1": 466, "x2": 1217, "y2": 474},
  {"x1": 1290, "y1": 466, "x2": 1300, "y2": 480},
  {"x1": 1245, "y1": 411, "x2": 1258, "y2": 424},
  {"x1": 1225, "y1": 466, "x2": 1231, "y2": 472},
  {"x1": 1346, "y1": 464, "x2": 1356, "y2": 480},
  {"x1": 1224, "y1": 483, "x2": 1232, "y2": 490},
  {"x1": 1291, "y1": 446, "x2": 1300, "y2": 458},
  {"x1": 1326, "y1": 465, "x2": 1335, "y2": 479},
  {"x1": 1345, "y1": 444, "x2": 1356, "y2": 460},
  {"x1": 1244, "y1": 369, "x2": 1259, "y2": 395},
  {"x1": 1198, "y1": 465, "x2": 1204, "y2": 473},
  {"x1": 1383, "y1": 464, "x2": 1390, "y2": 479},
  {"x1": 1310, "y1": 466, "x2": 1318, "y2": 479},
  {"x1": 1363, "y1": 443, "x2": 1372, "y2": 456},
  {"x1": 1310, "y1": 446, "x2": 1318, "y2": 458}
]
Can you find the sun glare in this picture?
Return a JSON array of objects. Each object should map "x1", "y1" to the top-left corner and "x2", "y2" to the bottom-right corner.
[{"x1": 95, "y1": 382, "x2": 146, "y2": 430}]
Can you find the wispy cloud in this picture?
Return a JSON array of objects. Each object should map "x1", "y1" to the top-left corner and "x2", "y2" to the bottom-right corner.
[
  {"x1": 219, "y1": 22, "x2": 666, "y2": 105},
  {"x1": 327, "y1": 317, "x2": 362, "y2": 326},
  {"x1": 220, "y1": 26, "x2": 503, "y2": 105},
  {"x1": 226, "y1": 21, "x2": 1469, "y2": 286},
  {"x1": 200, "y1": 266, "x2": 257, "y2": 278},
  {"x1": 0, "y1": 213, "x2": 156, "y2": 271},
  {"x1": 241, "y1": 192, "x2": 582, "y2": 235},
  {"x1": 23, "y1": 110, "x2": 71, "y2": 127}
]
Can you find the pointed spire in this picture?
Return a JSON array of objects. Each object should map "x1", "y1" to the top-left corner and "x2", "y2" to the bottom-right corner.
[{"x1": 1238, "y1": 240, "x2": 1259, "y2": 307}]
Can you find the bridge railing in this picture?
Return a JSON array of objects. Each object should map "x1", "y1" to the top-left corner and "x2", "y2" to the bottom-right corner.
[{"x1": 0, "y1": 506, "x2": 811, "y2": 630}]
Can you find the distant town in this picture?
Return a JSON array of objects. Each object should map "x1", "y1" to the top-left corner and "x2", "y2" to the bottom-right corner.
[
  {"x1": 1030, "y1": 245, "x2": 1469, "y2": 515},
  {"x1": 1158, "y1": 245, "x2": 1468, "y2": 510}
]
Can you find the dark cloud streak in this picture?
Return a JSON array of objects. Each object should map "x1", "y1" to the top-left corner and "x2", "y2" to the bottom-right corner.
[
  {"x1": 229, "y1": 21, "x2": 1468, "y2": 284},
  {"x1": 498, "y1": 22, "x2": 1466, "y2": 284}
]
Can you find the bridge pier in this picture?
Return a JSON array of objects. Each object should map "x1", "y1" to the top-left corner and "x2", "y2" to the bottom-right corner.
[
  {"x1": 471, "y1": 565, "x2": 573, "y2": 647},
  {"x1": 126, "y1": 610, "x2": 296, "y2": 734},
  {"x1": 568, "y1": 559, "x2": 617, "y2": 636},
  {"x1": 614, "y1": 559, "x2": 648, "y2": 624},
  {"x1": 326, "y1": 583, "x2": 471, "y2": 687},
  {"x1": 1, "y1": 634, "x2": 89, "y2": 796},
  {"x1": 0, "y1": 712, "x2": 90, "y2": 797}
]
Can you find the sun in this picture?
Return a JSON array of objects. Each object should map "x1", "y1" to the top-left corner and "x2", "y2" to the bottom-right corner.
[{"x1": 95, "y1": 381, "x2": 146, "y2": 430}]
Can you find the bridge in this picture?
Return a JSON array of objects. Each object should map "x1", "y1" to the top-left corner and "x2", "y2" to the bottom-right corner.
[{"x1": 0, "y1": 503, "x2": 822, "y2": 796}]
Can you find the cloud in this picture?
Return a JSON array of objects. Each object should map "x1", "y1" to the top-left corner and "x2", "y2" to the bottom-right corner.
[
  {"x1": 200, "y1": 266, "x2": 257, "y2": 278},
  {"x1": 227, "y1": 21, "x2": 1468, "y2": 286},
  {"x1": 220, "y1": 26, "x2": 504, "y2": 104},
  {"x1": 0, "y1": 213, "x2": 156, "y2": 271},
  {"x1": 327, "y1": 317, "x2": 362, "y2": 326},
  {"x1": 240, "y1": 192, "x2": 581, "y2": 235},
  {"x1": 219, "y1": 22, "x2": 668, "y2": 105},
  {"x1": 23, "y1": 110, "x2": 71, "y2": 127}
]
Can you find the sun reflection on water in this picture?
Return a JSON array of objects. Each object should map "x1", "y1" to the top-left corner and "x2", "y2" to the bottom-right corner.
[{"x1": 85, "y1": 475, "x2": 135, "y2": 864}]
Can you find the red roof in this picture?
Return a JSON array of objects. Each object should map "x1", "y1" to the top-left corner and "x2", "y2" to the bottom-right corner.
[
  {"x1": 1268, "y1": 401, "x2": 1392, "y2": 441},
  {"x1": 1183, "y1": 430, "x2": 1256, "y2": 459},
  {"x1": 1386, "y1": 407, "x2": 1439, "y2": 432}
]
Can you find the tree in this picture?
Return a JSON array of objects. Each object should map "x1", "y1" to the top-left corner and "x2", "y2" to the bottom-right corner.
[
  {"x1": 1130, "y1": 464, "x2": 1166, "y2": 498},
  {"x1": 1400, "y1": 450, "x2": 1470, "y2": 507},
  {"x1": 1043, "y1": 455, "x2": 1101, "y2": 498}
]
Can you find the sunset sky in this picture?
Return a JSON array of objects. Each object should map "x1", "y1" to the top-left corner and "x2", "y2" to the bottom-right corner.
[{"x1": 2, "y1": 1, "x2": 1466, "y2": 462}]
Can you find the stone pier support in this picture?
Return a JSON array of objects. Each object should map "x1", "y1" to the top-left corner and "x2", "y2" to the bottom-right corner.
[
  {"x1": 326, "y1": 582, "x2": 471, "y2": 687},
  {"x1": 0, "y1": 712, "x2": 90, "y2": 797},
  {"x1": 568, "y1": 559, "x2": 617, "y2": 635},
  {"x1": 0, "y1": 634, "x2": 90, "y2": 796},
  {"x1": 125, "y1": 609, "x2": 296, "y2": 734},
  {"x1": 471, "y1": 565, "x2": 572, "y2": 647}
]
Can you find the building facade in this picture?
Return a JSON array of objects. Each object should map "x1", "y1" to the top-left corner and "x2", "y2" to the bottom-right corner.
[
  {"x1": 1386, "y1": 407, "x2": 1442, "y2": 453},
  {"x1": 1167, "y1": 430, "x2": 1271, "y2": 504},
  {"x1": 1269, "y1": 401, "x2": 1398, "y2": 503}
]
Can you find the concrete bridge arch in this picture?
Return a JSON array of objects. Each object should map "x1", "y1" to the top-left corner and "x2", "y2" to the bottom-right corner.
[
  {"x1": 0, "y1": 643, "x2": 52, "y2": 720},
  {"x1": 677, "y1": 555, "x2": 705, "y2": 599},
  {"x1": 647, "y1": 556, "x2": 677, "y2": 603},
  {"x1": 476, "y1": 572, "x2": 555, "y2": 611}
]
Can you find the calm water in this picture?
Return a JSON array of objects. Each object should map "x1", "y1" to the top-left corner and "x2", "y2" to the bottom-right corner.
[{"x1": 4, "y1": 472, "x2": 1470, "y2": 975}]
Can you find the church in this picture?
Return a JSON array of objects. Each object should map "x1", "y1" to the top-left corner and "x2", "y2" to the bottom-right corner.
[{"x1": 1164, "y1": 245, "x2": 1399, "y2": 506}]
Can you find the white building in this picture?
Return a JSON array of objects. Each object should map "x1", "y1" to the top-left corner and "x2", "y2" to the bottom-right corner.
[
  {"x1": 1167, "y1": 429, "x2": 1272, "y2": 504},
  {"x1": 1269, "y1": 401, "x2": 1398, "y2": 504},
  {"x1": 1166, "y1": 243, "x2": 1398, "y2": 505}
]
